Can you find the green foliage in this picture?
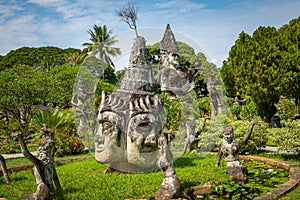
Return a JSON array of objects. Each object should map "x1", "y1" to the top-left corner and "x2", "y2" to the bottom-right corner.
[
  {"x1": 0, "y1": 64, "x2": 49, "y2": 125},
  {"x1": 268, "y1": 120, "x2": 300, "y2": 153},
  {"x1": 31, "y1": 109, "x2": 86, "y2": 156},
  {"x1": 229, "y1": 120, "x2": 268, "y2": 153},
  {"x1": 48, "y1": 65, "x2": 80, "y2": 108},
  {"x1": 221, "y1": 16, "x2": 300, "y2": 123},
  {"x1": 198, "y1": 96, "x2": 211, "y2": 117},
  {"x1": 0, "y1": 46, "x2": 81, "y2": 72},
  {"x1": 231, "y1": 105, "x2": 242, "y2": 117},
  {"x1": 240, "y1": 100, "x2": 257, "y2": 120},
  {"x1": 160, "y1": 93, "x2": 182, "y2": 130},
  {"x1": 276, "y1": 97, "x2": 296, "y2": 120}
]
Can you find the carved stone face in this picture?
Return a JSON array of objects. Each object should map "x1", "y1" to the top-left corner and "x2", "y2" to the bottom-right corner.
[
  {"x1": 94, "y1": 111, "x2": 125, "y2": 163},
  {"x1": 127, "y1": 113, "x2": 163, "y2": 168}
]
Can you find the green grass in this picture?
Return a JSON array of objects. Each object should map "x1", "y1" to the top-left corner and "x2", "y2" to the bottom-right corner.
[{"x1": 0, "y1": 153, "x2": 295, "y2": 200}]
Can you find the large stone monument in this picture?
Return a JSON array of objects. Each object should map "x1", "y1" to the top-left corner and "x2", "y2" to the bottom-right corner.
[
  {"x1": 215, "y1": 121, "x2": 259, "y2": 182},
  {"x1": 94, "y1": 36, "x2": 164, "y2": 172}
]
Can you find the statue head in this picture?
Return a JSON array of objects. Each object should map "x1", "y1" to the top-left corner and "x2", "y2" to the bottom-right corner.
[{"x1": 222, "y1": 125, "x2": 234, "y2": 143}]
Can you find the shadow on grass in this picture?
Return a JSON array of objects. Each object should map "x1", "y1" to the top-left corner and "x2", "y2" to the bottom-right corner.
[{"x1": 174, "y1": 154, "x2": 200, "y2": 168}]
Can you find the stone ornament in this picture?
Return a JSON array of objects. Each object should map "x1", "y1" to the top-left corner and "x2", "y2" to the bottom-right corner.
[
  {"x1": 182, "y1": 118, "x2": 207, "y2": 154},
  {"x1": 215, "y1": 121, "x2": 259, "y2": 182},
  {"x1": 12, "y1": 124, "x2": 61, "y2": 200}
]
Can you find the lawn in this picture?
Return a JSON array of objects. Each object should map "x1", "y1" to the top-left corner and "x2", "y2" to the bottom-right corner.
[{"x1": 0, "y1": 152, "x2": 297, "y2": 200}]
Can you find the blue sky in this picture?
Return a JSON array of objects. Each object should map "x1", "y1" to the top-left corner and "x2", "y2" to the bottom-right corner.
[{"x1": 0, "y1": 0, "x2": 299, "y2": 68}]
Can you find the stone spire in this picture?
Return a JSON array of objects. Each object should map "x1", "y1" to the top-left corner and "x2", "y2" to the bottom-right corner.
[
  {"x1": 160, "y1": 24, "x2": 179, "y2": 55},
  {"x1": 117, "y1": 36, "x2": 154, "y2": 94}
]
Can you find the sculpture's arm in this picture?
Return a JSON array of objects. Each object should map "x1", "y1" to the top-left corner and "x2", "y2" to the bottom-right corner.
[
  {"x1": 71, "y1": 94, "x2": 79, "y2": 106},
  {"x1": 238, "y1": 121, "x2": 259, "y2": 145},
  {"x1": 215, "y1": 145, "x2": 223, "y2": 167},
  {"x1": 11, "y1": 132, "x2": 40, "y2": 166},
  {"x1": 196, "y1": 118, "x2": 207, "y2": 136},
  {"x1": 0, "y1": 155, "x2": 10, "y2": 184}
]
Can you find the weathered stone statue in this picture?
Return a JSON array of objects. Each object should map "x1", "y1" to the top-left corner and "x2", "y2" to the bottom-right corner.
[
  {"x1": 155, "y1": 131, "x2": 183, "y2": 200},
  {"x1": 182, "y1": 118, "x2": 207, "y2": 154},
  {"x1": 12, "y1": 124, "x2": 61, "y2": 200},
  {"x1": 207, "y1": 76, "x2": 221, "y2": 118},
  {"x1": 0, "y1": 155, "x2": 10, "y2": 184},
  {"x1": 215, "y1": 121, "x2": 259, "y2": 182},
  {"x1": 72, "y1": 77, "x2": 96, "y2": 132},
  {"x1": 155, "y1": 24, "x2": 194, "y2": 97},
  {"x1": 94, "y1": 36, "x2": 164, "y2": 173}
]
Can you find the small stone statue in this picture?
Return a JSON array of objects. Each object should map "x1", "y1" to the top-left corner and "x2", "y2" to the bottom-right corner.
[
  {"x1": 182, "y1": 118, "x2": 207, "y2": 154},
  {"x1": 207, "y1": 76, "x2": 221, "y2": 117},
  {"x1": 0, "y1": 155, "x2": 10, "y2": 184},
  {"x1": 155, "y1": 131, "x2": 183, "y2": 200},
  {"x1": 12, "y1": 124, "x2": 61, "y2": 200},
  {"x1": 215, "y1": 121, "x2": 259, "y2": 182}
]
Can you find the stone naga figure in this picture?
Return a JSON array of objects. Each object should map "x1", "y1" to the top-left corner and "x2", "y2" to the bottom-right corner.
[
  {"x1": 12, "y1": 124, "x2": 61, "y2": 200},
  {"x1": 155, "y1": 24, "x2": 194, "y2": 97},
  {"x1": 0, "y1": 154, "x2": 10, "y2": 184},
  {"x1": 215, "y1": 121, "x2": 259, "y2": 182},
  {"x1": 155, "y1": 131, "x2": 183, "y2": 200},
  {"x1": 182, "y1": 118, "x2": 207, "y2": 154}
]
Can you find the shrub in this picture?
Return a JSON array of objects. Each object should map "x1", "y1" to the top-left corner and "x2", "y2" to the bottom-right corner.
[
  {"x1": 268, "y1": 120, "x2": 300, "y2": 153},
  {"x1": 276, "y1": 98, "x2": 296, "y2": 120},
  {"x1": 55, "y1": 129, "x2": 86, "y2": 157},
  {"x1": 229, "y1": 120, "x2": 268, "y2": 153},
  {"x1": 240, "y1": 100, "x2": 257, "y2": 120}
]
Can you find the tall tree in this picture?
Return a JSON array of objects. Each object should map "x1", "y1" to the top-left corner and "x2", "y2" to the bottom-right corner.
[
  {"x1": 221, "y1": 17, "x2": 300, "y2": 122},
  {"x1": 82, "y1": 25, "x2": 121, "y2": 71}
]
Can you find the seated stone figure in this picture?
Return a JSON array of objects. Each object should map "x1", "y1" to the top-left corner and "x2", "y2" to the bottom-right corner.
[
  {"x1": 12, "y1": 124, "x2": 61, "y2": 200},
  {"x1": 215, "y1": 121, "x2": 259, "y2": 182},
  {"x1": 155, "y1": 24, "x2": 194, "y2": 97},
  {"x1": 182, "y1": 118, "x2": 207, "y2": 154}
]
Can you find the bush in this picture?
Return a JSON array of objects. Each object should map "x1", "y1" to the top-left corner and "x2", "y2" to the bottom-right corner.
[
  {"x1": 268, "y1": 120, "x2": 300, "y2": 153},
  {"x1": 276, "y1": 98, "x2": 296, "y2": 120},
  {"x1": 240, "y1": 100, "x2": 257, "y2": 120},
  {"x1": 229, "y1": 120, "x2": 268, "y2": 153},
  {"x1": 55, "y1": 129, "x2": 86, "y2": 157}
]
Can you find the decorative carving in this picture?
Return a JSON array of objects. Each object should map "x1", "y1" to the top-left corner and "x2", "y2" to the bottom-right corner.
[
  {"x1": 94, "y1": 35, "x2": 164, "y2": 173},
  {"x1": 12, "y1": 125, "x2": 61, "y2": 200},
  {"x1": 182, "y1": 118, "x2": 207, "y2": 154},
  {"x1": 207, "y1": 76, "x2": 221, "y2": 117},
  {"x1": 215, "y1": 121, "x2": 259, "y2": 182},
  {"x1": 0, "y1": 155, "x2": 10, "y2": 184},
  {"x1": 155, "y1": 131, "x2": 183, "y2": 200}
]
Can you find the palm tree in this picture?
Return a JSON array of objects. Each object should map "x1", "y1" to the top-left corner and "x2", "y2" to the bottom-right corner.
[{"x1": 82, "y1": 25, "x2": 121, "y2": 70}]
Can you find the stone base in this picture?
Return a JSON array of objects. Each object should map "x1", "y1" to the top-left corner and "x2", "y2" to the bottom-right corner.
[{"x1": 154, "y1": 175, "x2": 183, "y2": 200}]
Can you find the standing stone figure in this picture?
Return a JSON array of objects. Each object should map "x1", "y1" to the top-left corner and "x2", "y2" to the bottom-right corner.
[
  {"x1": 155, "y1": 131, "x2": 183, "y2": 200},
  {"x1": 155, "y1": 24, "x2": 194, "y2": 97},
  {"x1": 207, "y1": 76, "x2": 221, "y2": 118},
  {"x1": 182, "y1": 118, "x2": 207, "y2": 154},
  {"x1": 215, "y1": 121, "x2": 259, "y2": 182},
  {"x1": 12, "y1": 125, "x2": 61, "y2": 200},
  {"x1": 0, "y1": 155, "x2": 10, "y2": 184}
]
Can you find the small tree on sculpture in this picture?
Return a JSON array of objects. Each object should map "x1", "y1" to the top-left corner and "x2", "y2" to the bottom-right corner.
[{"x1": 117, "y1": 2, "x2": 138, "y2": 36}]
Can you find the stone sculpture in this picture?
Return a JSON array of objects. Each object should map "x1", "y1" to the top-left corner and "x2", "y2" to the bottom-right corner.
[
  {"x1": 12, "y1": 124, "x2": 61, "y2": 200},
  {"x1": 182, "y1": 118, "x2": 207, "y2": 154},
  {"x1": 94, "y1": 36, "x2": 164, "y2": 173},
  {"x1": 0, "y1": 155, "x2": 10, "y2": 184},
  {"x1": 155, "y1": 131, "x2": 182, "y2": 200},
  {"x1": 207, "y1": 76, "x2": 221, "y2": 117},
  {"x1": 215, "y1": 121, "x2": 259, "y2": 182},
  {"x1": 155, "y1": 24, "x2": 194, "y2": 97}
]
